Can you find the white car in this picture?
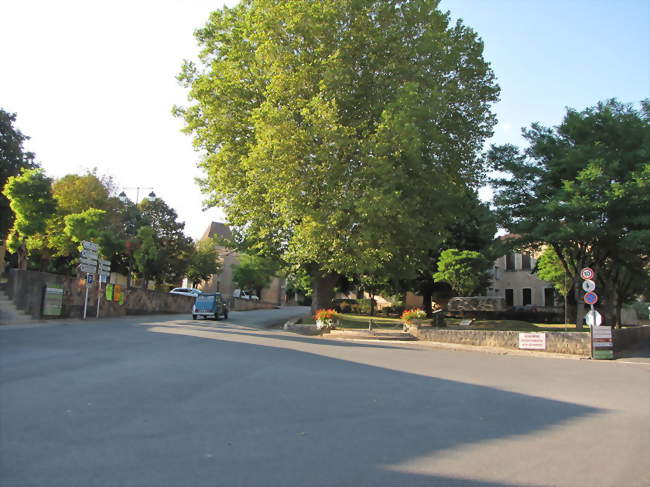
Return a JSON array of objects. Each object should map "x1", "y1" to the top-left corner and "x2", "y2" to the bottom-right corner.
[
  {"x1": 233, "y1": 289, "x2": 260, "y2": 300},
  {"x1": 169, "y1": 288, "x2": 202, "y2": 297}
]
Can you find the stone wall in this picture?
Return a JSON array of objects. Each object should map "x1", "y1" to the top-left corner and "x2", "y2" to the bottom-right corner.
[
  {"x1": 406, "y1": 325, "x2": 591, "y2": 355},
  {"x1": 6, "y1": 269, "x2": 194, "y2": 320},
  {"x1": 613, "y1": 325, "x2": 650, "y2": 350},
  {"x1": 230, "y1": 298, "x2": 277, "y2": 311}
]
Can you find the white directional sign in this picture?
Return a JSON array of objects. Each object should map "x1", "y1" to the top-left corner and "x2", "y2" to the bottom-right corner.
[
  {"x1": 582, "y1": 279, "x2": 596, "y2": 292},
  {"x1": 81, "y1": 249, "x2": 98, "y2": 260},
  {"x1": 585, "y1": 309, "x2": 602, "y2": 327},
  {"x1": 79, "y1": 257, "x2": 98, "y2": 267},
  {"x1": 79, "y1": 263, "x2": 97, "y2": 274},
  {"x1": 99, "y1": 259, "x2": 111, "y2": 267},
  {"x1": 82, "y1": 241, "x2": 100, "y2": 252}
]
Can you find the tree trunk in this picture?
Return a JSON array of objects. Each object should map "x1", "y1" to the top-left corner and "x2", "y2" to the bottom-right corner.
[
  {"x1": 311, "y1": 271, "x2": 338, "y2": 313},
  {"x1": 0, "y1": 244, "x2": 5, "y2": 275},
  {"x1": 574, "y1": 280, "x2": 585, "y2": 330},
  {"x1": 17, "y1": 240, "x2": 27, "y2": 271},
  {"x1": 421, "y1": 280, "x2": 433, "y2": 317}
]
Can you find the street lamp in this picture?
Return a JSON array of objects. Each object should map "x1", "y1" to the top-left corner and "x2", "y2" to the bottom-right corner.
[{"x1": 118, "y1": 187, "x2": 156, "y2": 203}]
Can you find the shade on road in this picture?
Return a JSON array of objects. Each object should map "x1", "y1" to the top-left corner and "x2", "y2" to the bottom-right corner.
[{"x1": 1, "y1": 312, "x2": 648, "y2": 486}]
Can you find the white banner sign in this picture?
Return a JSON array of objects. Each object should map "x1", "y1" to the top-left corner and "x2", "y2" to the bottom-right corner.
[
  {"x1": 81, "y1": 241, "x2": 100, "y2": 252},
  {"x1": 519, "y1": 332, "x2": 546, "y2": 350},
  {"x1": 81, "y1": 249, "x2": 98, "y2": 260},
  {"x1": 79, "y1": 263, "x2": 97, "y2": 274}
]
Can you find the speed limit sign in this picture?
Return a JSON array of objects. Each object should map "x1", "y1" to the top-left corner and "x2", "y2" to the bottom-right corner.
[{"x1": 580, "y1": 267, "x2": 595, "y2": 280}]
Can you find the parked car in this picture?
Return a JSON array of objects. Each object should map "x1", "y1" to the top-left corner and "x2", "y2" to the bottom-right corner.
[
  {"x1": 232, "y1": 289, "x2": 260, "y2": 300},
  {"x1": 193, "y1": 292, "x2": 229, "y2": 320},
  {"x1": 170, "y1": 288, "x2": 202, "y2": 297}
]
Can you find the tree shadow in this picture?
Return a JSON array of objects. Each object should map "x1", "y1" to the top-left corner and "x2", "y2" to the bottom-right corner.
[{"x1": 0, "y1": 321, "x2": 602, "y2": 487}]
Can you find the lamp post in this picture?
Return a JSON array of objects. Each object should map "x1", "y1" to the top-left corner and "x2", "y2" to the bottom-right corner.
[{"x1": 118, "y1": 187, "x2": 156, "y2": 204}]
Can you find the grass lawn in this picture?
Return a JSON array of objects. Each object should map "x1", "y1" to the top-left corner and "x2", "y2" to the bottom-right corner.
[
  {"x1": 300, "y1": 313, "x2": 403, "y2": 330},
  {"x1": 298, "y1": 314, "x2": 589, "y2": 332}
]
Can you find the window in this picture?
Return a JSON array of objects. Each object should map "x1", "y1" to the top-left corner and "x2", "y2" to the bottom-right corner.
[
  {"x1": 522, "y1": 288, "x2": 532, "y2": 306},
  {"x1": 506, "y1": 253, "x2": 516, "y2": 271},
  {"x1": 544, "y1": 288, "x2": 555, "y2": 307},
  {"x1": 505, "y1": 289, "x2": 514, "y2": 306},
  {"x1": 493, "y1": 266, "x2": 500, "y2": 280},
  {"x1": 521, "y1": 253, "x2": 532, "y2": 271}
]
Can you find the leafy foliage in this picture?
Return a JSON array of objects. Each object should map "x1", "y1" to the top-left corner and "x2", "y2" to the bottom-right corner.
[
  {"x1": 0, "y1": 109, "x2": 38, "y2": 241},
  {"x1": 176, "y1": 0, "x2": 499, "y2": 309},
  {"x1": 536, "y1": 247, "x2": 571, "y2": 296},
  {"x1": 186, "y1": 238, "x2": 223, "y2": 287},
  {"x1": 232, "y1": 254, "x2": 278, "y2": 297},
  {"x1": 433, "y1": 249, "x2": 490, "y2": 297},
  {"x1": 488, "y1": 99, "x2": 650, "y2": 326}
]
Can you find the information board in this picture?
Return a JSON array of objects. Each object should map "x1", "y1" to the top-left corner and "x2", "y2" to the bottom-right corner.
[
  {"x1": 518, "y1": 332, "x2": 546, "y2": 350},
  {"x1": 592, "y1": 326, "x2": 614, "y2": 360},
  {"x1": 42, "y1": 284, "x2": 64, "y2": 316}
]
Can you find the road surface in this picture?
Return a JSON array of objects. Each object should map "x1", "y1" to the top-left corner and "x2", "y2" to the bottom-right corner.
[{"x1": 1, "y1": 310, "x2": 648, "y2": 486}]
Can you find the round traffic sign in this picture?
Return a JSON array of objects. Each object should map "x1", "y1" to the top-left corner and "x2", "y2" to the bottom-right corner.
[
  {"x1": 582, "y1": 279, "x2": 596, "y2": 292},
  {"x1": 584, "y1": 291, "x2": 598, "y2": 305},
  {"x1": 585, "y1": 310, "x2": 602, "y2": 327},
  {"x1": 580, "y1": 267, "x2": 595, "y2": 280}
]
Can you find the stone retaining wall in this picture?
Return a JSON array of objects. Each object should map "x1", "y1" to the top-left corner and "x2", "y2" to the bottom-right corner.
[
  {"x1": 231, "y1": 298, "x2": 277, "y2": 311},
  {"x1": 406, "y1": 325, "x2": 591, "y2": 355},
  {"x1": 614, "y1": 325, "x2": 650, "y2": 350},
  {"x1": 6, "y1": 269, "x2": 194, "y2": 320}
]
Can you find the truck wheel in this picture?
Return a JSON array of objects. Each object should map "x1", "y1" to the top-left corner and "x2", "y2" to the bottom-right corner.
[{"x1": 192, "y1": 314, "x2": 197, "y2": 320}]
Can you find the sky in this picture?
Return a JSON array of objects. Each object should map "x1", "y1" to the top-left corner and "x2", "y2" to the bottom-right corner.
[{"x1": 2, "y1": 0, "x2": 648, "y2": 239}]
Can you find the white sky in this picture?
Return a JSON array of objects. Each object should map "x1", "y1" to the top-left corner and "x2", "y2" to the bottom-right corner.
[
  {"x1": 1, "y1": 0, "x2": 238, "y2": 239},
  {"x1": 2, "y1": 1, "x2": 648, "y2": 239}
]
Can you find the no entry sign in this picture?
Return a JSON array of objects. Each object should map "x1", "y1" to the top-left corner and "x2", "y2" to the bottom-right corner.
[{"x1": 580, "y1": 267, "x2": 595, "y2": 280}]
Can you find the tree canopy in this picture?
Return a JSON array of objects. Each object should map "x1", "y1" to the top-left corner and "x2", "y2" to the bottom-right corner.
[
  {"x1": 176, "y1": 0, "x2": 499, "y2": 309},
  {"x1": 488, "y1": 99, "x2": 650, "y2": 326},
  {"x1": 433, "y1": 248, "x2": 490, "y2": 297},
  {"x1": 1, "y1": 109, "x2": 38, "y2": 242}
]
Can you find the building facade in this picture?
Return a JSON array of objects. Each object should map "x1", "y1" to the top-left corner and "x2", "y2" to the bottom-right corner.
[
  {"x1": 195, "y1": 222, "x2": 285, "y2": 305},
  {"x1": 487, "y1": 250, "x2": 556, "y2": 308}
]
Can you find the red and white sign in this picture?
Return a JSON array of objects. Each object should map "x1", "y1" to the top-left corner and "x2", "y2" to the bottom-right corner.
[
  {"x1": 519, "y1": 332, "x2": 546, "y2": 350},
  {"x1": 593, "y1": 326, "x2": 613, "y2": 347},
  {"x1": 580, "y1": 267, "x2": 595, "y2": 280}
]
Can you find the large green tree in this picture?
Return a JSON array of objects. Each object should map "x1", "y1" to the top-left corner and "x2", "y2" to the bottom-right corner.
[
  {"x1": 232, "y1": 254, "x2": 278, "y2": 298},
  {"x1": 433, "y1": 248, "x2": 490, "y2": 297},
  {"x1": 3, "y1": 169, "x2": 57, "y2": 270},
  {"x1": 488, "y1": 99, "x2": 650, "y2": 327},
  {"x1": 1, "y1": 109, "x2": 38, "y2": 269},
  {"x1": 139, "y1": 198, "x2": 194, "y2": 285},
  {"x1": 176, "y1": 0, "x2": 499, "y2": 311},
  {"x1": 186, "y1": 238, "x2": 223, "y2": 287}
]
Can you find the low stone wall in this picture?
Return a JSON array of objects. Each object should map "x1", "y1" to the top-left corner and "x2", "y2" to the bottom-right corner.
[
  {"x1": 5, "y1": 269, "x2": 194, "y2": 320},
  {"x1": 614, "y1": 325, "x2": 650, "y2": 350},
  {"x1": 231, "y1": 298, "x2": 277, "y2": 311},
  {"x1": 406, "y1": 325, "x2": 591, "y2": 355}
]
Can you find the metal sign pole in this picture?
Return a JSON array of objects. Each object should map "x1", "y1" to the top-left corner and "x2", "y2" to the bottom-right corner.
[
  {"x1": 83, "y1": 277, "x2": 89, "y2": 319},
  {"x1": 96, "y1": 278, "x2": 102, "y2": 318}
]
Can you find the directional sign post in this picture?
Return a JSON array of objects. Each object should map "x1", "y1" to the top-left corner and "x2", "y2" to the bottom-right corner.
[
  {"x1": 80, "y1": 242, "x2": 101, "y2": 320},
  {"x1": 96, "y1": 259, "x2": 111, "y2": 318}
]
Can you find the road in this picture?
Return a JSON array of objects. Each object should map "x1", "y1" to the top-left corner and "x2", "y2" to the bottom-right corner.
[{"x1": 1, "y1": 310, "x2": 648, "y2": 487}]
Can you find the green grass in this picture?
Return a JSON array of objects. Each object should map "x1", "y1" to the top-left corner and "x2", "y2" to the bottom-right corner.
[
  {"x1": 300, "y1": 313, "x2": 402, "y2": 330},
  {"x1": 299, "y1": 314, "x2": 589, "y2": 332}
]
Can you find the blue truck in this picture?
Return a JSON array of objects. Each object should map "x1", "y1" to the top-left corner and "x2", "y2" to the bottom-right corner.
[{"x1": 192, "y1": 293, "x2": 229, "y2": 321}]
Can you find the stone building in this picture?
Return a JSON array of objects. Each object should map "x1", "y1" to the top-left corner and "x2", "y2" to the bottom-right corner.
[
  {"x1": 486, "y1": 249, "x2": 556, "y2": 308},
  {"x1": 195, "y1": 222, "x2": 285, "y2": 305}
]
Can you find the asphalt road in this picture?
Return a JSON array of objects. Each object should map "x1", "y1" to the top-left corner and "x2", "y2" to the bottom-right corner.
[{"x1": 1, "y1": 310, "x2": 648, "y2": 487}]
